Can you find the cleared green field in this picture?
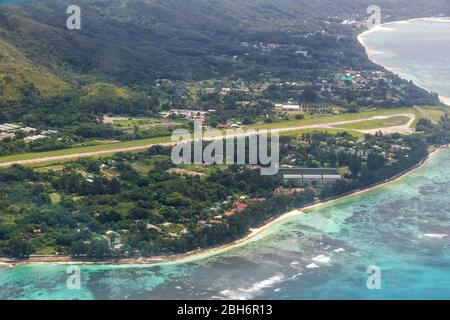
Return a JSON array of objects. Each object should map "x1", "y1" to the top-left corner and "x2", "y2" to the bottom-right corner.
[
  {"x1": 0, "y1": 106, "x2": 444, "y2": 167},
  {"x1": 25, "y1": 155, "x2": 119, "y2": 169},
  {"x1": 245, "y1": 107, "x2": 421, "y2": 130},
  {"x1": 415, "y1": 106, "x2": 448, "y2": 123},
  {"x1": 280, "y1": 128, "x2": 364, "y2": 138},
  {"x1": 113, "y1": 118, "x2": 156, "y2": 127},
  {"x1": 0, "y1": 136, "x2": 172, "y2": 163},
  {"x1": 334, "y1": 116, "x2": 411, "y2": 130},
  {"x1": 113, "y1": 117, "x2": 183, "y2": 130}
]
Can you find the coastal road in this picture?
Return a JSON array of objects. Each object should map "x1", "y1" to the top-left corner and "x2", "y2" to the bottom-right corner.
[{"x1": 0, "y1": 113, "x2": 415, "y2": 167}]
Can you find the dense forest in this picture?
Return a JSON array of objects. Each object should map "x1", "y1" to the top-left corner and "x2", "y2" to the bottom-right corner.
[
  {"x1": 0, "y1": 0, "x2": 449, "y2": 259},
  {"x1": 1, "y1": 0, "x2": 444, "y2": 103},
  {"x1": 0, "y1": 115, "x2": 449, "y2": 259},
  {"x1": 0, "y1": 0, "x2": 442, "y2": 157},
  {"x1": 1, "y1": 0, "x2": 448, "y2": 86}
]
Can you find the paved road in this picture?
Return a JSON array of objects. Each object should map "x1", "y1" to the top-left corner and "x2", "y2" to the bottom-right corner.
[{"x1": 0, "y1": 113, "x2": 415, "y2": 167}]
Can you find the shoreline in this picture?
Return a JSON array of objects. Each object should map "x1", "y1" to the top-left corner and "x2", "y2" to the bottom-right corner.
[
  {"x1": 357, "y1": 16, "x2": 450, "y2": 107},
  {"x1": 1, "y1": 145, "x2": 446, "y2": 270},
  {"x1": 1, "y1": 17, "x2": 449, "y2": 270}
]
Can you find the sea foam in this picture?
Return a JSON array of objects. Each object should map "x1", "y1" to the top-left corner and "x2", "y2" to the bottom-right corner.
[
  {"x1": 219, "y1": 274, "x2": 285, "y2": 300},
  {"x1": 312, "y1": 255, "x2": 331, "y2": 263},
  {"x1": 424, "y1": 233, "x2": 448, "y2": 239}
]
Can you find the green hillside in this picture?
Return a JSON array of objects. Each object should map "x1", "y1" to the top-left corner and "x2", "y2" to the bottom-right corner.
[
  {"x1": 0, "y1": 38, "x2": 70, "y2": 102},
  {"x1": 0, "y1": 0, "x2": 445, "y2": 131},
  {"x1": 1, "y1": 0, "x2": 448, "y2": 86}
]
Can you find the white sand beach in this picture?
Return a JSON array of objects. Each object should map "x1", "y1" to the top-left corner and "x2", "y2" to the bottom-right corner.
[
  {"x1": 1, "y1": 146, "x2": 445, "y2": 268},
  {"x1": 357, "y1": 17, "x2": 450, "y2": 107}
]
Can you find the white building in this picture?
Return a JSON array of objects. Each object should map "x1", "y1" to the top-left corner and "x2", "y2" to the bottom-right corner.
[
  {"x1": 275, "y1": 103, "x2": 303, "y2": 111},
  {"x1": 24, "y1": 135, "x2": 48, "y2": 143},
  {"x1": 160, "y1": 109, "x2": 208, "y2": 119},
  {"x1": 279, "y1": 168, "x2": 341, "y2": 185}
]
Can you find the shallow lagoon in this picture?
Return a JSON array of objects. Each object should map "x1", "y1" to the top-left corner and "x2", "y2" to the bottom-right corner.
[
  {"x1": 1, "y1": 17, "x2": 450, "y2": 300},
  {"x1": 1, "y1": 149, "x2": 449, "y2": 300},
  {"x1": 359, "y1": 18, "x2": 450, "y2": 104}
]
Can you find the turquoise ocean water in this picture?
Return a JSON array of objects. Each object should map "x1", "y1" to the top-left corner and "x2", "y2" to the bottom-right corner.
[
  {"x1": 1, "y1": 18, "x2": 450, "y2": 300},
  {"x1": 360, "y1": 18, "x2": 450, "y2": 103},
  {"x1": 1, "y1": 148, "x2": 449, "y2": 300}
]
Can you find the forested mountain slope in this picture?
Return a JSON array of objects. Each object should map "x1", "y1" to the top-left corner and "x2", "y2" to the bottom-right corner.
[
  {"x1": 0, "y1": 37, "x2": 69, "y2": 104},
  {"x1": 1, "y1": 0, "x2": 448, "y2": 86},
  {"x1": 0, "y1": 0, "x2": 446, "y2": 127}
]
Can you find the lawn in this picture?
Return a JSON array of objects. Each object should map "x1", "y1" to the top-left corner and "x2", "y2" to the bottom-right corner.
[
  {"x1": 246, "y1": 106, "x2": 449, "y2": 132},
  {"x1": 0, "y1": 135, "x2": 172, "y2": 164},
  {"x1": 112, "y1": 117, "x2": 182, "y2": 130},
  {"x1": 415, "y1": 106, "x2": 448, "y2": 123},
  {"x1": 334, "y1": 116, "x2": 411, "y2": 130},
  {"x1": 113, "y1": 118, "x2": 156, "y2": 127},
  {"x1": 280, "y1": 128, "x2": 364, "y2": 138},
  {"x1": 0, "y1": 106, "x2": 445, "y2": 167},
  {"x1": 245, "y1": 107, "x2": 421, "y2": 130}
]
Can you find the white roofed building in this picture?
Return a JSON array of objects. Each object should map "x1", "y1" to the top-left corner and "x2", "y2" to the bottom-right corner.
[
  {"x1": 274, "y1": 103, "x2": 303, "y2": 112},
  {"x1": 279, "y1": 167, "x2": 341, "y2": 185}
]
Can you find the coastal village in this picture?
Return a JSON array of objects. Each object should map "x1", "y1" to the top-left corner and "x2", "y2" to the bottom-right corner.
[
  {"x1": 2, "y1": 113, "x2": 440, "y2": 259},
  {"x1": 0, "y1": 0, "x2": 450, "y2": 302},
  {"x1": 0, "y1": 123, "x2": 58, "y2": 143},
  {"x1": 151, "y1": 66, "x2": 435, "y2": 132},
  {"x1": 157, "y1": 68, "x2": 421, "y2": 112}
]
